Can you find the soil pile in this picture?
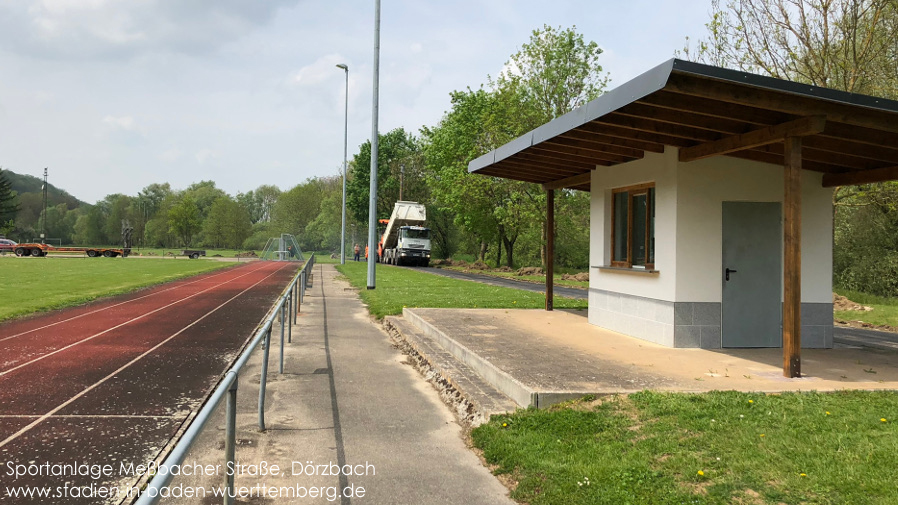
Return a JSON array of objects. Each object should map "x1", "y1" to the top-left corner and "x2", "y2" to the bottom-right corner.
[{"x1": 833, "y1": 293, "x2": 873, "y2": 312}]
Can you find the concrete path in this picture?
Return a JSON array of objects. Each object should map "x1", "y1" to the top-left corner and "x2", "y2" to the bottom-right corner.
[
  {"x1": 421, "y1": 266, "x2": 898, "y2": 352},
  {"x1": 160, "y1": 263, "x2": 513, "y2": 505}
]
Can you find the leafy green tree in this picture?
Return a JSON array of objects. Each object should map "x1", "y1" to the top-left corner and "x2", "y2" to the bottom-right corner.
[
  {"x1": 346, "y1": 128, "x2": 424, "y2": 224},
  {"x1": 204, "y1": 196, "x2": 252, "y2": 249},
  {"x1": 168, "y1": 195, "x2": 201, "y2": 247},
  {"x1": 0, "y1": 169, "x2": 19, "y2": 236},
  {"x1": 493, "y1": 24, "x2": 610, "y2": 125},
  {"x1": 682, "y1": 0, "x2": 898, "y2": 97},
  {"x1": 73, "y1": 205, "x2": 108, "y2": 245}
]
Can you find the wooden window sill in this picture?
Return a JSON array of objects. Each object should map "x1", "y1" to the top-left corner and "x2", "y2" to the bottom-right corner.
[{"x1": 593, "y1": 265, "x2": 660, "y2": 274}]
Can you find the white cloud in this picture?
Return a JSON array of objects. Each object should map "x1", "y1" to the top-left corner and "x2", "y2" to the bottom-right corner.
[
  {"x1": 195, "y1": 149, "x2": 217, "y2": 165},
  {"x1": 291, "y1": 54, "x2": 347, "y2": 87},
  {"x1": 102, "y1": 115, "x2": 135, "y2": 130},
  {"x1": 159, "y1": 148, "x2": 182, "y2": 163},
  {"x1": 0, "y1": 0, "x2": 302, "y2": 60}
]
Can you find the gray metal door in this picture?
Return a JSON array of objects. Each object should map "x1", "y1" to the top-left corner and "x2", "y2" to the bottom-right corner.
[{"x1": 722, "y1": 202, "x2": 782, "y2": 347}]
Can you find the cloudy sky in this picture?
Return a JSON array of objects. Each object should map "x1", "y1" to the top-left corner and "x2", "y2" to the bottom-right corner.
[{"x1": 0, "y1": 0, "x2": 713, "y2": 204}]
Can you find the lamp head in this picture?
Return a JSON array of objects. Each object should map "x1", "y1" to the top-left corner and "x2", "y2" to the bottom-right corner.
[{"x1": 336, "y1": 63, "x2": 348, "y2": 71}]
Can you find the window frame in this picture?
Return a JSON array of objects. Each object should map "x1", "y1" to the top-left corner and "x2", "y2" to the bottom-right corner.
[{"x1": 610, "y1": 182, "x2": 655, "y2": 269}]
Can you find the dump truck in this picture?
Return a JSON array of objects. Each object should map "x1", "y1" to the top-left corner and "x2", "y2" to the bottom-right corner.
[
  {"x1": 378, "y1": 201, "x2": 432, "y2": 267},
  {"x1": 13, "y1": 243, "x2": 131, "y2": 258}
]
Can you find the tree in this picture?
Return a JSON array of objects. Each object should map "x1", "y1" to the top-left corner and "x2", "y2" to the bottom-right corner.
[
  {"x1": 0, "y1": 169, "x2": 19, "y2": 236},
  {"x1": 493, "y1": 24, "x2": 610, "y2": 125},
  {"x1": 682, "y1": 0, "x2": 898, "y2": 97},
  {"x1": 168, "y1": 195, "x2": 201, "y2": 247},
  {"x1": 346, "y1": 128, "x2": 424, "y2": 224},
  {"x1": 204, "y1": 196, "x2": 252, "y2": 249}
]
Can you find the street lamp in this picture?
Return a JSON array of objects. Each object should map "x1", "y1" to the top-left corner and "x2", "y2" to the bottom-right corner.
[{"x1": 336, "y1": 63, "x2": 349, "y2": 265}]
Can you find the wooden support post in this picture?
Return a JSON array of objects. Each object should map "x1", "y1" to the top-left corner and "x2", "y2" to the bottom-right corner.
[
  {"x1": 783, "y1": 136, "x2": 802, "y2": 378},
  {"x1": 546, "y1": 189, "x2": 555, "y2": 311}
]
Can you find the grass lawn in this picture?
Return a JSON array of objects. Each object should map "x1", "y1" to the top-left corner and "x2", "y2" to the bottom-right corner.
[
  {"x1": 335, "y1": 261, "x2": 587, "y2": 318},
  {"x1": 834, "y1": 289, "x2": 898, "y2": 328},
  {"x1": 0, "y1": 257, "x2": 232, "y2": 322},
  {"x1": 474, "y1": 391, "x2": 898, "y2": 505},
  {"x1": 441, "y1": 266, "x2": 588, "y2": 289}
]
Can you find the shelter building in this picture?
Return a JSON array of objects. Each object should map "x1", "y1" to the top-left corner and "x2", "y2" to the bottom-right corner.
[{"x1": 468, "y1": 59, "x2": 898, "y2": 377}]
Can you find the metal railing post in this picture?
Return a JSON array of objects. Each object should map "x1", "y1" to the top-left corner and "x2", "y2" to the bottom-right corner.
[
  {"x1": 258, "y1": 327, "x2": 271, "y2": 431},
  {"x1": 224, "y1": 374, "x2": 238, "y2": 505},
  {"x1": 288, "y1": 290, "x2": 293, "y2": 343},
  {"x1": 279, "y1": 301, "x2": 285, "y2": 374}
]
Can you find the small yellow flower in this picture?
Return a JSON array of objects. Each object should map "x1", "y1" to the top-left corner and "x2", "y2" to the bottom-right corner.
[
  {"x1": 749, "y1": 400, "x2": 754, "y2": 404},
  {"x1": 760, "y1": 434, "x2": 765, "y2": 438},
  {"x1": 882, "y1": 418, "x2": 888, "y2": 423},
  {"x1": 826, "y1": 411, "x2": 831, "y2": 415},
  {"x1": 502, "y1": 423, "x2": 508, "y2": 427},
  {"x1": 697, "y1": 470, "x2": 704, "y2": 476},
  {"x1": 800, "y1": 473, "x2": 807, "y2": 477}
]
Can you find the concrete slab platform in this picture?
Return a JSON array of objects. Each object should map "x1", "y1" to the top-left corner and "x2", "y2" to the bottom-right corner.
[{"x1": 401, "y1": 308, "x2": 898, "y2": 408}]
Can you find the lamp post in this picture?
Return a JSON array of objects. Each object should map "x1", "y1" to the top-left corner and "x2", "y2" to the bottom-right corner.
[
  {"x1": 336, "y1": 63, "x2": 349, "y2": 265},
  {"x1": 367, "y1": 0, "x2": 381, "y2": 290}
]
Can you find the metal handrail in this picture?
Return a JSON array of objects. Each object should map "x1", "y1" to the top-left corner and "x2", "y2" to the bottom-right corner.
[{"x1": 134, "y1": 254, "x2": 315, "y2": 505}]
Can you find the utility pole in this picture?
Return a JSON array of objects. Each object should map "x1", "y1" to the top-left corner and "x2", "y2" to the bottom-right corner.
[
  {"x1": 367, "y1": 0, "x2": 381, "y2": 290},
  {"x1": 41, "y1": 167, "x2": 48, "y2": 244}
]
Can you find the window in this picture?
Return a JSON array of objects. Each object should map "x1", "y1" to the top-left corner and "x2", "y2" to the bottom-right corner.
[
  {"x1": 401, "y1": 228, "x2": 431, "y2": 240},
  {"x1": 611, "y1": 183, "x2": 655, "y2": 269}
]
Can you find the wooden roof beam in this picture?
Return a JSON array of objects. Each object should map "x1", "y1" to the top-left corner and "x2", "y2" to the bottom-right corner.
[
  {"x1": 679, "y1": 116, "x2": 826, "y2": 162},
  {"x1": 822, "y1": 165, "x2": 898, "y2": 187},
  {"x1": 541, "y1": 171, "x2": 592, "y2": 191}
]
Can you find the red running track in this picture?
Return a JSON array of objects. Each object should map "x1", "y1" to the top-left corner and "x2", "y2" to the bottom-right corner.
[{"x1": 0, "y1": 260, "x2": 298, "y2": 504}]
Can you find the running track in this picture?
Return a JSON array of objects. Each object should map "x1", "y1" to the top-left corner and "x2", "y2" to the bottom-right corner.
[{"x1": 0, "y1": 260, "x2": 298, "y2": 504}]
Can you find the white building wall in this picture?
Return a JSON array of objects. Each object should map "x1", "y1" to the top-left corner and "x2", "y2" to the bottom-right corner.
[
  {"x1": 587, "y1": 146, "x2": 834, "y2": 348},
  {"x1": 674, "y1": 156, "x2": 833, "y2": 303}
]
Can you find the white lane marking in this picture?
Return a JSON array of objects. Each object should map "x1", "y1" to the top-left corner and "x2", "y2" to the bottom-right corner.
[
  {"x1": 0, "y1": 263, "x2": 277, "y2": 376},
  {"x1": 0, "y1": 263, "x2": 259, "y2": 343},
  {"x1": 0, "y1": 262, "x2": 290, "y2": 450}
]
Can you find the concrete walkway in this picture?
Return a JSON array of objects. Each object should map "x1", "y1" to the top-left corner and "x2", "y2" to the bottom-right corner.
[
  {"x1": 160, "y1": 263, "x2": 513, "y2": 505},
  {"x1": 423, "y1": 266, "x2": 898, "y2": 352},
  {"x1": 390, "y1": 308, "x2": 898, "y2": 412}
]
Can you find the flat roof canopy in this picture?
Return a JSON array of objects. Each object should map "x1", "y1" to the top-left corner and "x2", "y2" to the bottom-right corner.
[{"x1": 468, "y1": 59, "x2": 898, "y2": 191}]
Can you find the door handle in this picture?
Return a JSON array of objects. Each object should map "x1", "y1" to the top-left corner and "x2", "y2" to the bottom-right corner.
[{"x1": 726, "y1": 268, "x2": 737, "y2": 281}]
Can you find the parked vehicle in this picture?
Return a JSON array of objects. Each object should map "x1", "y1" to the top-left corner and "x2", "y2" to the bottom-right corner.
[
  {"x1": 12, "y1": 243, "x2": 130, "y2": 258},
  {"x1": 181, "y1": 249, "x2": 206, "y2": 259},
  {"x1": 378, "y1": 201, "x2": 432, "y2": 267},
  {"x1": 0, "y1": 238, "x2": 16, "y2": 253}
]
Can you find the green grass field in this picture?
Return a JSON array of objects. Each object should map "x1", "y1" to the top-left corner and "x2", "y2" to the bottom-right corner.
[
  {"x1": 335, "y1": 261, "x2": 587, "y2": 318},
  {"x1": 440, "y1": 266, "x2": 589, "y2": 289},
  {"x1": 0, "y1": 257, "x2": 233, "y2": 322},
  {"x1": 474, "y1": 391, "x2": 898, "y2": 505},
  {"x1": 834, "y1": 289, "x2": 898, "y2": 328}
]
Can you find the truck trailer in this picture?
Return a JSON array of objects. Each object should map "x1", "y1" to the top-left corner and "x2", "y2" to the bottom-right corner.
[
  {"x1": 378, "y1": 201, "x2": 432, "y2": 267},
  {"x1": 13, "y1": 243, "x2": 131, "y2": 258}
]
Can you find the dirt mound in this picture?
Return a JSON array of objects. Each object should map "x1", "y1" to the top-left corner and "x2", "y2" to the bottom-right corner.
[
  {"x1": 496, "y1": 266, "x2": 514, "y2": 272},
  {"x1": 516, "y1": 267, "x2": 544, "y2": 276},
  {"x1": 562, "y1": 272, "x2": 590, "y2": 282},
  {"x1": 833, "y1": 293, "x2": 873, "y2": 312},
  {"x1": 468, "y1": 261, "x2": 490, "y2": 270},
  {"x1": 236, "y1": 251, "x2": 258, "y2": 258},
  {"x1": 452, "y1": 259, "x2": 468, "y2": 268}
]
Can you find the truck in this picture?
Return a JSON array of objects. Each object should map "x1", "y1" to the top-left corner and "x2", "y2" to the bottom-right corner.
[
  {"x1": 377, "y1": 201, "x2": 432, "y2": 267},
  {"x1": 13, "y1": 243, "x2": 131, "y2": 258}
]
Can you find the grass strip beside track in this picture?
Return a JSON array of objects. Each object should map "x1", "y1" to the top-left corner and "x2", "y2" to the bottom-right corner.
[
  {"x1": 335, "y1": 261, "x2": 587, "y2": 318},
  {"x1": 0, "y1": 257, "x2": 233, "y2": 322},
  {"x1": 473, "y1": 391, "x2": 898, "y2": 505}
]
